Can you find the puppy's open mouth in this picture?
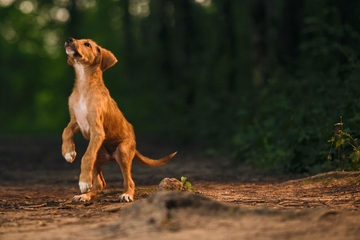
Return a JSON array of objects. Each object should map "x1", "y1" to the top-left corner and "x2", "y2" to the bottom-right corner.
[{"x1": 65, "y1": 45, "x2": 81, "y2": 58}]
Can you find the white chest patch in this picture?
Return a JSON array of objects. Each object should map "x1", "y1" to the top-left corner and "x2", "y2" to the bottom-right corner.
[
  {"x1": 74, "y1": 94, "x2": 89, "y2": 135},
  {"x1": 73, "y1": 62, "x2": 90, "y2": 135}
]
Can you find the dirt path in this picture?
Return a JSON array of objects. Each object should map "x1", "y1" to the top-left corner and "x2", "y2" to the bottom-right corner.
[{"x1": 0, "y1": 137, "x2": 359, "y2": 239}]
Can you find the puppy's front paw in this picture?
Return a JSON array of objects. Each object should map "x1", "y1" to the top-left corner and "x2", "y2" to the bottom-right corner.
[
  {"x1": 73, "y1": 194, "x2": 91, "y2": 202},
  {"x1": 64, "y1": 151, "x2": 76, "y2": 163},
  {"x1": 79, "y1": 181, "x2": 92, "y2": 193},
  {"x1": 119, "y1": 193, "x2": 133, "y2": 202}
]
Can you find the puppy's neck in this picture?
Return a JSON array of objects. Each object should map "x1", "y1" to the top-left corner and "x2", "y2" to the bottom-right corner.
[
  {"x1": 73, "y1": 60, "x2": 103, "y2": 91},
  {"x1": 74, "y1": 62, "x2": 86, "y2": 83}
]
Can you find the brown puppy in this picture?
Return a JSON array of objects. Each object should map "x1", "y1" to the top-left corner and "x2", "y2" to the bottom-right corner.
[{"x1": 62, "y1": 37, "x2": 176, "y2": 202}]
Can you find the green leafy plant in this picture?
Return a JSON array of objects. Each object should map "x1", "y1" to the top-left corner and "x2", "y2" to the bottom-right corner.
[
  {"x1": 181, "y1": 176, "x2": 195, "y2": 191},
  {"x1": 328, "y1": 116, "x2": 360, "y2": 171}
]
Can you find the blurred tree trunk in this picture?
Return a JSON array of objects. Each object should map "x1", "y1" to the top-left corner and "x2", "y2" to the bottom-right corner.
[
  {"x1": 250, "y1": 0, "x2": 304, "y2": 85},
  {"x1": 279, "y1": 0, "x2": 304, "y2": 67},
  {"x1": 67, "y1": 0, "x2": 82, "y2": 37},
  {"x1": 158, "y1": 0, "x2": 175, "y2": 90},
  {"x1": 249, "y1": 0, "x2": 268, "y2": 89},
  {"x1": 221, "y1": 0, "x2": 237, "y2": 93},
  {"x1": 161, "y1": 0, "x2": 196, "y2": 109},
  {"x1": 179, "y1": 0, "x2": 196, "y2": 107},
  {"x1": 121, "y1": 0, "x2": 135, "y2": 81}
]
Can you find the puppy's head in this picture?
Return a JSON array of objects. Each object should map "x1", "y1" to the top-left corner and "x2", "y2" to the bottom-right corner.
[{"x1": 64, "y1": 37, "x2": 117, "y2": 71}]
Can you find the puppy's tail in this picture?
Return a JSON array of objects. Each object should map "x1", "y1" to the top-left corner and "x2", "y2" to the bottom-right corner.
[{"x1": 135, "y1": 150, "x2": 177, "y2": 167}]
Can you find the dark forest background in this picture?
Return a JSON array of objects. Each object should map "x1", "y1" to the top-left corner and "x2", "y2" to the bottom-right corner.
[{"x1": 1, "y1": 0, "x2": 360, "y2": 173}]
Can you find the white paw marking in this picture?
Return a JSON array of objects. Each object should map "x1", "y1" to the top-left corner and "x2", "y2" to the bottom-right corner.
[
  {"x1": 79, "y1": 182, "x2": 91, "y2": 193},
  {"x1": 73, "y1": 194, "x2": 91, "y2": 202},
  {"x1": 64, "y1": 151, "x2": 76, "y2": 163},
  {"x1": 119, "y1": 194, "x2": 133, "y2": 202}
]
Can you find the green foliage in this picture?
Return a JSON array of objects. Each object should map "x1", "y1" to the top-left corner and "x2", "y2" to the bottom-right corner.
[
  {"x1": 327, "y1": 118, "x2": 360, "y2": 171},
  {"x1": 180, "y1": 176, "x2": 195, "y2": 191},
  {"x1": 231, "y1": 3, "x2": 360, "y2": 173}
]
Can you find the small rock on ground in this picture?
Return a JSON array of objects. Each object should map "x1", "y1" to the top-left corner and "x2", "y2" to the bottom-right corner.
[{"x1": 157, "y1": 178, "x2": 185, "y2": 191}]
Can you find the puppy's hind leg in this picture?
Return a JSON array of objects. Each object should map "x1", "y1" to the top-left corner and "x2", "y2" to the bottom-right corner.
[{"x1": 115, "y1": 140, "x2": 136, "y2": 202}]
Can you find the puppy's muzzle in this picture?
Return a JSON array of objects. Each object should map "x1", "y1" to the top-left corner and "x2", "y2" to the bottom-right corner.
[{"x1": 65, "y1": 37, "x2": 81, "y2": 57}]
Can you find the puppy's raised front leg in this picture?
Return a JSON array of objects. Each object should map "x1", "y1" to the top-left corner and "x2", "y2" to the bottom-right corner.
[
  {"x1": 62, "y1": 119, "x2": 79, "y2": 163},
  {"x1": 78, "y1": 125, "x2": 105, "y2": 194}
]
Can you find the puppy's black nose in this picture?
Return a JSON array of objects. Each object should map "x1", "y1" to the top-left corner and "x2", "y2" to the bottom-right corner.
[{"x1": 66, "y1": 37, "x2": 74, "y2": 43}]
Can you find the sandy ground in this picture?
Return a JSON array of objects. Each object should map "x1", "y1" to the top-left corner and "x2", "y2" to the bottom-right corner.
[{"x1": 0, "y1": 137, "x2": 359, "y2": 239}]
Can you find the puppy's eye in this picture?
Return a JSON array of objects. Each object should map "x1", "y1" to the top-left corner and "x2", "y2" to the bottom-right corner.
[{"x1": 84, "y1": 42, "x2": 91, "y2": 47}]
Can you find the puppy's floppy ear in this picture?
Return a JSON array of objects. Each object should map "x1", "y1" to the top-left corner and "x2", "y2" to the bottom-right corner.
[{"x1": 97, "y1": 46, "x2": 118, "y2": 71}]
